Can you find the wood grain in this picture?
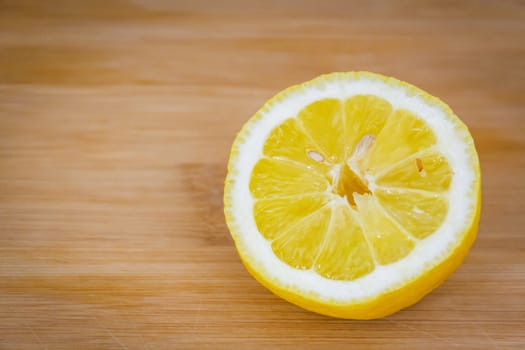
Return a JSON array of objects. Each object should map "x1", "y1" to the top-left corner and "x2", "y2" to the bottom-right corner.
[{"x1": 1, "y1": 1, "x2": 524, "y2": 349}]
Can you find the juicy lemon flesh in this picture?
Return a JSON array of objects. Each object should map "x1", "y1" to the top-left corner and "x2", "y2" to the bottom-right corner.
[{"x1": 250, "y1": 95, "x2": 453, "y2": 281}]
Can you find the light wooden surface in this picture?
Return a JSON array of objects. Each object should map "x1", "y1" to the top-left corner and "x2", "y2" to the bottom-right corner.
[{"x1": 1, "y1": 1, "x2": 524, "y2": 349}]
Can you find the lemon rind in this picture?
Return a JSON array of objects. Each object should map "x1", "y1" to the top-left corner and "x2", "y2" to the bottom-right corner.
[{"x1": 224, "y1": 71, "x2": 481, "y2": 319}]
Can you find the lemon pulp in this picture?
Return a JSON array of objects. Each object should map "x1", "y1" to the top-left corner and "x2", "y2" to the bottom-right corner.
[{"x1": 250, "y1": 95, "x2": 452, "y2": 281}]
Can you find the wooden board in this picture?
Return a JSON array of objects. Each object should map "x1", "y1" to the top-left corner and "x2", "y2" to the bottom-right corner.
[{"x1": 1, "y1": 1, "x2": 524, "y2": 349}]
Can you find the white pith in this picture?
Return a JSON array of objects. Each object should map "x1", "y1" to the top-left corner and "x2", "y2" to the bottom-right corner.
[{"x1": 226, "y1": 73, "x2": 477, "y2": 303}]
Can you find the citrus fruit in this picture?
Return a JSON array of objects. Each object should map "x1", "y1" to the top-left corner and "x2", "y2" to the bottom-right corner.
[{"x1": 224, "y1": 72, "x2": 481, "y2": 319}]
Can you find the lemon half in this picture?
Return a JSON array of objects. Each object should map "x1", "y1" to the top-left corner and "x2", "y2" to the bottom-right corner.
[{"x1": 224, "y1": 72, "x2": 481, "y2": 319}]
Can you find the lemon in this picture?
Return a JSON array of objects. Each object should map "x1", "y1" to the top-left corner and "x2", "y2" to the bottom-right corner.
[{"x1": 224, "y1": 72, "x2": 481, "y2": 319}]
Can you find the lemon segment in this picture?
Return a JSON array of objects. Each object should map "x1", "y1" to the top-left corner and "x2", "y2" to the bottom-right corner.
[
  {"x1": 250, "y1": 157, "x2": 329, "y2": 198},
  {"x1": 254, "y1": 194, "x2": 331, "y2": 240},
  {"x1": 314, "y1": 204, "x2": 375, "y2": 280},
  {"x1": 271, "y1": 205, "x2": 332, "y2": 270},
  {"x1": 375, "y1": 151, "x2": 453, "y2": 192},
  {"x1": 344, "y1": 95, "x2": 392, "y2": 159},
  {"x1": 263, "y1": 117, "x2": 331, "y2": 174},
  {"x1": 375, "y1": 188, "x2": 449, "y2": 240},
  {"x1": 297, "y1": 98, "x2": 345, "y2": 163},
  {"x1": 362, "y1": 109, "x2": 437, "y2": 175},
  {"x1": 354, "y1": 194, "x2": 416, "y2": 265}
]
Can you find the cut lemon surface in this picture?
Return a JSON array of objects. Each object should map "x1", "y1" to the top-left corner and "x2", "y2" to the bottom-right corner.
[{"x1": 224, "y1": 72, "x2": 481, "y2": 319}]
